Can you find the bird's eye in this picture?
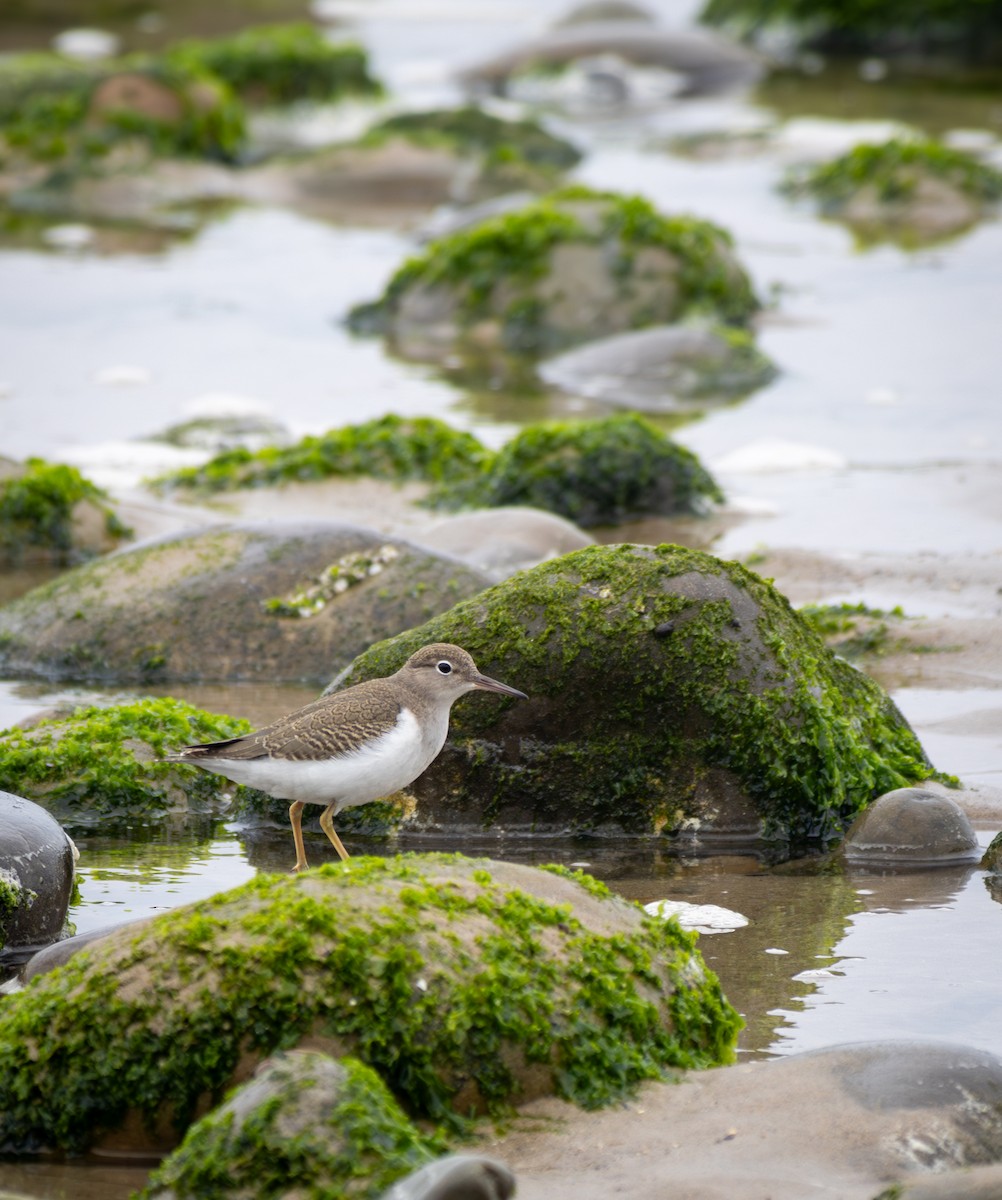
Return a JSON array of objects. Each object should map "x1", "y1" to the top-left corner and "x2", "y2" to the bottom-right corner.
[{"x1": 436, "y1": 660, "x2": 453, "y2": 675}]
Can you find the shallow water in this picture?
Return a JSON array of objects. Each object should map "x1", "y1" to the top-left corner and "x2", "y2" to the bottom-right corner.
[{"x1": 1, "y1": 0, "x2": 1002, "y2": 1193}]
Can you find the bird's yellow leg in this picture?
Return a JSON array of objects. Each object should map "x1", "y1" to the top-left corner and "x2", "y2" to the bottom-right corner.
[
  {"x1": 319, "y1": 803, "x2": 351, "y2": 862},
  {"x1": 289, "y1": 801, "x2": 309, "y2": 873}
]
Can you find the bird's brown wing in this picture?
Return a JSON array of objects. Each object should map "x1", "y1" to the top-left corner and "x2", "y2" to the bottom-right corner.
[{"x1": 175, "y1": 685, "x2": 403, "y2": 763}]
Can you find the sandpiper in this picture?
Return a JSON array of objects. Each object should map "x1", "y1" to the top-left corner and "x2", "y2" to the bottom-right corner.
[{"x1": 168, "y1": 643, "x2": 527, "y2": 872}]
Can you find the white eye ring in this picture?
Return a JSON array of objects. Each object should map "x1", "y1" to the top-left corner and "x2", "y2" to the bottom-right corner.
[{"x1": 436, "y1": 660, "x2": 453, "y2": 675}]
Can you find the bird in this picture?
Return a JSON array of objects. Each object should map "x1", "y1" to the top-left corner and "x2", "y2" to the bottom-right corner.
[{"x1": 167, "y1": 643, "x2": 527, "y2": 872}]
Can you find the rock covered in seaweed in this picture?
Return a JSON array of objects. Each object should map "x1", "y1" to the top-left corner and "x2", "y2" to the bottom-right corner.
[
  {"x1": 0, "y1": 699, "x2": 252, "y2": 830},
  {"x1": 140, "y1": 1051, "x2": 441, "y2": 1200},
  {"x1": 0, "y1": 521, "x2": 490, "y2": 683},
  {"x1": 347, "y1": 187, "x2": 759, "y2": 361},
  {"x1": 332, "y1": 544, "x2": 937, "y2": 847},
  {"x1": 0, "y1": 855, "x2": 740, "y2": 1156}
]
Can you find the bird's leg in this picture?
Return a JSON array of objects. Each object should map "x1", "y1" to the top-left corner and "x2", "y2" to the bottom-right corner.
[
  {"x1": 319, "y1": 802, "x2": 351, "y2": 862},
  {"x1": 289, "y1": 801, "x2": 309, "y2": 874}
]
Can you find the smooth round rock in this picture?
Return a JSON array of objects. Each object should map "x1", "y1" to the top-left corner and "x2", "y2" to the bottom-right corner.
[
  {"x1": 382, "y1": 1154, "x2": 516, "y2": 1200},
  {"x1": 19, "y1": 918, "x2": 150, "y2": 983},
  {"x1": 416, "y1": 507, "x2": 593, "y2": 579},
  {"x1": 0, "y1": 792, "x2": 75, "y2": 956},
  {"x1": 843, "y1": 787, "x2": 980, "y2": 865}
]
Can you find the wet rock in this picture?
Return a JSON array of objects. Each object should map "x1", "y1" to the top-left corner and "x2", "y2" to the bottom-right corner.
[
  {"x1": 783, "y1": 138, "x2": 1002, "y2": 248},
  {"x1": 0, "y1": 698, "x2": 253, "y2": 831},
  {"x1": 332, "y1": 544, "x2": 936, "y2": 847},
  {"x1": 0, "y1": 792, "x2": 75, "y2": 958},
  {"x1": 415, "y1": 507, "x2": 593, "y2": 580},
  {"x1": 477, "y1": 1041, "x2": 1002, "y2": 1198},
  {"x1": 382, "y1": 1155, "x2": 516, "y2": 1200},
  {"x1": 843, "y1": 787, "x2": 981, "y2": 866},
  {"x1": 457, "y1": 22, "x2": 763, "y2": 98},
  {"x1": 538, "y1": 322, "x2": 777, "y2": 410},
  {"x1": 981, "y1": 830, "x2": 1002, "y2": 872},
  {"x1": 20, "y1": 918, "x2": 151, "y2": 983},
  {"x1": 141, "y1": 1051, "x2": 439, "y2": 1200},
  {"x1": 151, "y1": 413, "x2": 294, "y2": 454},
  {"x1": 430, "y1": 414, "x2": 723, "y2": 527},
  {"x1": 0, "y1": 521, "x2": 490, "y2": 683},
  {"x1": 0, "y1": 456, "x2": 131, "y2": 565},
  {"x1": 0, "y1": 855, "x2": 739, "y2": 1156},
  {"x1": 348, "y1": 188, "x2": 758, "y2": 365}
]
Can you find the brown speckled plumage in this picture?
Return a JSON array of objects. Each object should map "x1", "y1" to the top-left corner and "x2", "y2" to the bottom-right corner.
[{"x1": 168, "y1": 642, "x2": 527, "y2": 872}]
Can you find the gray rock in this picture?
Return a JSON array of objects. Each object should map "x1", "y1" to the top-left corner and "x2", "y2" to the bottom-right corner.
[
  {"x1": 382, "y1": 1155, "x2": 515, "y2": 1200},
  {"x1": 0, "y1": 521, "x2": 491, "y2": 683},
  {"x1": 19, "y1": 918, "x2": 151, "y2": 983},
  {"x1": 458, "y1": 23, "x2": 763, "y2": 97},
  {"x1": 415, "y1": 507, "x2": 593, "y2": 579},
  {"x1": 539, "y1": 323, "x2": 777, "y2": 411},
  {"x1": 0, "y1": 792, "x2": 75, "y2": 958},
  {"x1": 843, "y1": 787, "x2": 981, "y2": 866}
]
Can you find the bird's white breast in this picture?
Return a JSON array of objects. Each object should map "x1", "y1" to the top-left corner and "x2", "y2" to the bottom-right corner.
[{"x1": 195, "y1": 706, "x2": 448, "y2": 810}]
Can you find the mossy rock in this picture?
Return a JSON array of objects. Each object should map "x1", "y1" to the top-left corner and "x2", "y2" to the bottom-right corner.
[
  {"x1": 348, "y1": 186, "x2": 759, "y2": 363},
  {"x1": 0, "y1": 854, "x2": 740, "y2": 1156},
  {"x1": 331, "y1": 544, "x2": 937, "y2": 847},
  {"x1": 783, "y1": 139, "x2": 1002, "y2": 246},
  {"x1": 0, "y1": 457, "x2": 131, "y2": 564},
  {"x1": 0, "y1": 522, "x2": 490, "y2": 684},
  {"x1": 0, "y1": 50, "x2": 245, "y2": 165},
  {"x1": 0, "y1": 699, "x2": 253, "y2": 830},
  {"x1": 140, "y1": 1052, "x2": 441, "y2": 1200},
  {"x1": 430, "y1": 414, "x2": 724, "y2": 526},
  {"x1": 151, "y1": 414, "x2": 490, "y2": 496},
  {"x1": 167, "y1": 24, "x2": 381, "y2": 107}
]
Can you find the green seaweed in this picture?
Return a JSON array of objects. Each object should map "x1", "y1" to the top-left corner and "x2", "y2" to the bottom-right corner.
[
  {"x1": 348, "y1": 186, "x2": 759, "y2": 351},
  {"x1": 0, "y1": 855, "x2": 740, "y2": 1156},
  {"x1": 138, "y1": 1054, "x2": 441, "y2": 1200},
  {"x1": 0, "y1": 458, "x2": 130, "y2": 560},
  {"x1": 336, "y1": 544, "x2": 937, "y2": 845},
  {"x1": 168, "y1": 23, "x2": 381, "y2": 106},
  {"x1": 784, "y1": 138, "x2": 1002, "y2": 208},
  {"x1": 151, "y1": 414, "x2": 489, "y2": 495},
  {"x1": 0, "y1": 871, "x2": 35, "y2": 954},
  {"x1": 430, "y1": 413, "x2": 724, "y2": 525},
  {"x1": 0, "y1": 698, "x2": 252, "y2": 825},
  {"x1": 364, "y1": 105, "x2": 581, "y2": 168},
  {"x1": 798, "y1": 601, "x2": 912, "y2": 659}
]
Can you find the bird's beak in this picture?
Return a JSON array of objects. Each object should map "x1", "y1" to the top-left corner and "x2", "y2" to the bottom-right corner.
[{"x1": 473, "y1": 673, "x2": 528, "y2": 700}]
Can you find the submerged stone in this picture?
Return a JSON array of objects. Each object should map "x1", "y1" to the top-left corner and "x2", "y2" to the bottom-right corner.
[
  {"x1": 0, "y1": 521, "x2": 490, "y2": 683},
  {"x1": 140, "y1": 1052, "x2": 440, "y2": 1200},
  {"x1": 332, "y1": 544, "x2": 937, "y2": 847},
  {"x1": 843, "y1": 787, "x2": 980, "y2": 866},
  {"x1": 0, "y1": 792, "x2": 75, "y2": 958},
  {"x1": 348, "y1": 187, "x2": 759, "y2": 363},
  {"x1": 538, "y1": 322, "x2": 777, "y2": 410},
  {"x1": 0, "y1": 855, "x2": 740, "y2": 1156}
]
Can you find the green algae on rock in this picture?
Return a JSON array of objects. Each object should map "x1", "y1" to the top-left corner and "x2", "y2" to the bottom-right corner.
[
  {"x1": 430, "y1": 414, "x2": 724, "y2": 526},
  {"x1": 167, "y1": 23, "x2": 381, "y2": 106},
  {"x1": 0, "y1": 457, "x2": 131, "y2": 563},
  {"x1": 0, "y1": 868, "x2": 36, "y2": 954},
  {"x1": 139, "y1": 1052, "x2": 441, "y2": 1200},
  {"x1": 152, "y1": 414, "x2": 489, "y2": 495},
  {"x1": 783, "y1": 138, "x2": 1002, "y2": 246},
  {"x1": 0, "y1": 698, "x2": 252, "y2": 828},
  {"x1": 332, "y1": 544, "x2": 937, "y2": 847},
  {"x1": 0, "y1": 855, "x2": 740, "y2": 1156},
  {"x1": 347, "y1": 186, "x2": 759, "y2": 360}
]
